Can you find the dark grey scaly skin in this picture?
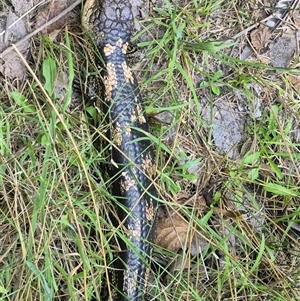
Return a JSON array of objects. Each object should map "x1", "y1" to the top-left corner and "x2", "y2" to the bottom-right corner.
[{"x1": 82, "y1": 1, "x2": 158, "y2": 300}]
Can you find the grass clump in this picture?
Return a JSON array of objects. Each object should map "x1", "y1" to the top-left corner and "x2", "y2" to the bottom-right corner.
[{"x1": 0, "y1": 30, "x2": 111, "y2": 300}]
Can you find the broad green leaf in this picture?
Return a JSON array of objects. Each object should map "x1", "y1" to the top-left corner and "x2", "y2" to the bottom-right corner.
[
  {"x1": 42, "y1": 57, "x2": 57, "y2": 96},
  {"x1": 10, "y1": 91, "x2": 35, "y2": 113},
  {"x1": 211, "y1": 84, "x2": 220, "y2": 95},
  {"x1": 264, "y1": 183, "x2": 299, "y2": 196},
  {"x1": 200, "y1": 81, "x2": 209, "y2": 88},
  {"x1": 267, "y1": 157, "x2": 283, "y2": 180},
  {"x1": 284, "y1": 121, "x2": 292, "y2": 134},
  {"x1": 57, "y1": 120, "x2": 71, "y2": 130},
  {"x1": 0, "y1": 285, "x2": 8, "y2": 294},
  {"x1": 268, "y1": 105, "x2": 279, "y2": 134},
  {"x1": 248, "y1": 167, "x2": 259, "y2": 181},
  {"x1": 86, "y1": 106, "x2": 98, "y2": 124},
  {"x1": 213, "y1": 191, "x2": 221, "y2": 202},
  {"x1": 176, "y1": 22, "x2": 185, "y2": 38},
  {"x1": 212, "y1": 70, "x2": 223, "y2": 80},
  {"x1": 243, "y1": 151, "x2": 260, "y2": 165},
  {"x1": 41, "y1": 134, "x2": 49, "y2": 146}
]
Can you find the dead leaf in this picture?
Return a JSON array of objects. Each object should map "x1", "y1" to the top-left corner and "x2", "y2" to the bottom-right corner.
[
  {"x1": 287, "y1": 75, "x2": 300, "y2": 90},
  {"x1": 250, "y1": 26, "x2": 271, "y2": 51},
  {"x1": 155, "y1": 213, "x2": 190, "y2": 253}
]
